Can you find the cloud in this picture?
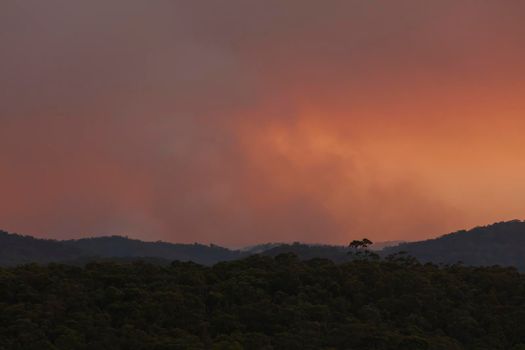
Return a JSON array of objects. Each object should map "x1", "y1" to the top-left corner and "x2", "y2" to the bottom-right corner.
[{"x1": 1, "y1": 1, "x2": 525, "y2": 245}]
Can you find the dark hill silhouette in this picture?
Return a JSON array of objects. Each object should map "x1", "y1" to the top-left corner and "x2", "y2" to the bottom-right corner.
[
  {"x1": 0, "y1": 231, "x2": 243, "y2": 266},
  {"x1": 2, "y1": 220, "x2": 525, "y2": 269},
  {"x1": 64, "y1": 236, "x2": 243, "y2": 265},
  {"x1": 383, "y1": 220, "x2": 525, "y2": 270},
  {"x1": 260, "y1": 242, "x2": 351, "y2": 262},
  {"x1": 0, "y1": 231, "x2": 82, "y2": 265},
  {"x1": 0, "y1": 232, "x2": 391, "y2": 266}
]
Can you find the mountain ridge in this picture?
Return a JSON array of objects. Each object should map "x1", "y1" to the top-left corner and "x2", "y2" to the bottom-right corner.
[
  {"x1": 383, "y1": 219, "x2": 525, "y2": 270},
  {"x1": 1, "y1": 220, "x2": 525, "y2": 268}
]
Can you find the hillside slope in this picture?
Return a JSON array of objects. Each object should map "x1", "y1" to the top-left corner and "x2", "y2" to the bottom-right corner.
[
  {"x1": 3, "y1": 220, "x2": 525, "y2": 269},
  {"x1": 0, "y1": 231, "x2": 243, "y2": 266},
  {"x1": 65, "y1": 236, "x2": 243, "y2": 265},
  {"x1": 384, "y1": 220, "x2": 525, "y2": 270},
  {"x1": 0, "y1": 231, "x2": 82, "y2": 265}
]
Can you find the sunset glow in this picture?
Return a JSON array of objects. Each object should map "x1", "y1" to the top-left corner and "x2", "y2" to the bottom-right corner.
[{"x1": 2, "y1": 1, "x2": 525, "y2": 245}]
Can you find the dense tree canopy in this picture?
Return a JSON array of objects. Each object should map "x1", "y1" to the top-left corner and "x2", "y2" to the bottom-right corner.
[{"x1": 1, "y1": 253, "x2": 525, "y2": 349}]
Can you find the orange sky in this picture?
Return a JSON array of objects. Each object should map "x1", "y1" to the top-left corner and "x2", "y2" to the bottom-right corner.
[{"x1": 1, "y1": 1, "x2": 525, "y2": 246}]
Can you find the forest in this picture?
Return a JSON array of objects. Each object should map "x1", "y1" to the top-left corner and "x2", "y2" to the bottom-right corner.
[{"x1": 1, "y1": 251, "x2": 525, "y2": 350}]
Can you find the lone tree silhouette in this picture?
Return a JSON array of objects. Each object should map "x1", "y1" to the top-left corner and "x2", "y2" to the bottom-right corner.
[
  {"x1": 349, "y1": 238, "x2": 373, "y2": 250},
  {"x1": 348, "y1": 238, "x2": 378, "y2": 260}
]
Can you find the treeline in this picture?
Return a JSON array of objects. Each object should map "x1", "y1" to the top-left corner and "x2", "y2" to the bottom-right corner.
[{"x1": 1, "y1": 254, "x2": 525, "y2": 349}]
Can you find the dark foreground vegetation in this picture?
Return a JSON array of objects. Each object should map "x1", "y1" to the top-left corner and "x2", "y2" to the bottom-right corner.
[{"x1": 1, "y1": 254, "x2": 525, "y2": 350}]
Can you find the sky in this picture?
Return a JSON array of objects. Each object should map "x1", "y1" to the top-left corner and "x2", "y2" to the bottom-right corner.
[{"x1": 2, "y1": 1, "x2": 525, "y2": 246}]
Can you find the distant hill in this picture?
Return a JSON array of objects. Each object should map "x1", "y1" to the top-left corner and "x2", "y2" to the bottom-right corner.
[
  {"x1": 244, "y1": 240, "x2": 403, "y2": 255},
  {"x1": 260, "y1": 243, "x2": 351, "y2": 263},
  {"x1": 0, "y1": 231, "x2": 84, "y2": 266},
  {"x1": 0, "y1": 231, "x2": 243, "y2": 266},
  {"x1": 383, "y1": 220, "x2": 525, "y2": 270},
  {"x1": 370, "y1": 240, "x2": 406, "y2": 251},
  {"x1": 0, "y1": 230, "x2": 394, "y2": 266},
  {"x1": 3, "y1": 220, "x2": 525, "y2": 269},
  {"x1": 64, "y1": 236, "x2": 244, "y2": 265}
]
